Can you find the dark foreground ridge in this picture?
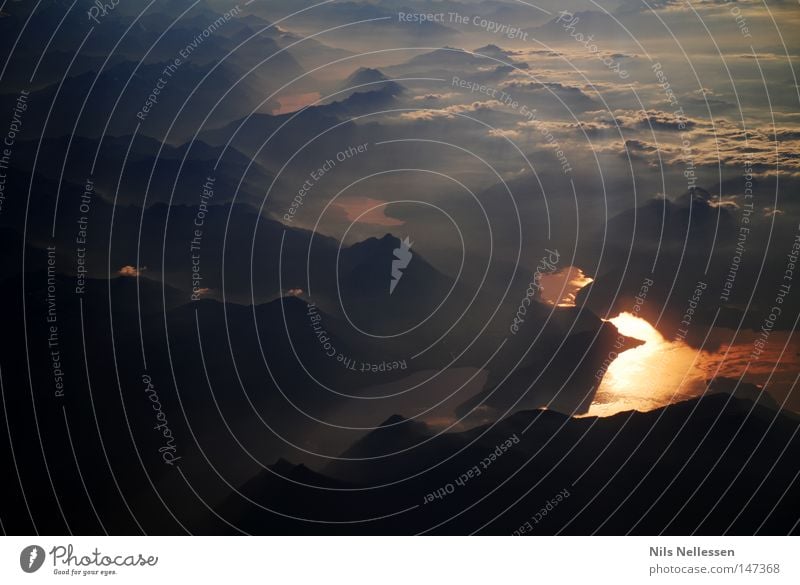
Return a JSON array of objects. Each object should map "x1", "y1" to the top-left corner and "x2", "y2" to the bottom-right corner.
[{"x1": 216, "y1": 394, "x2": 800, "y2": 535}]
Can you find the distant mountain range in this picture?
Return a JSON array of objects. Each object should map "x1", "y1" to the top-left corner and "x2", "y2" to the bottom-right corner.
[{"x1": 216, "y1": 393, "x2": 800, "y2": 534}]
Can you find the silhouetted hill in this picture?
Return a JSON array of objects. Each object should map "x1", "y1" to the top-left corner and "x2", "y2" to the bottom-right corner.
[{"x1": 216, "y1": 394, "x2": 800, "y2": 535}]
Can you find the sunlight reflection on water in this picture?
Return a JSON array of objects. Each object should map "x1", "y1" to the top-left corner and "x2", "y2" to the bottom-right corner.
[
  {"x1": 584, "y1": 312, "x2": 707, "y2": 417},
  {"x1": 583, "y1": 312, "x2": 800, "y2": 417}
]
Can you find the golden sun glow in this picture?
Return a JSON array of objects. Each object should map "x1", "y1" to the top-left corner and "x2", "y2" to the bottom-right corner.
[
  {"x1": 583, "y1": 312, "x2": 704, "y2": 418},
  {"x1": 582, "y1": 314, "x2": 800, "y2": 418},
  {"x1": 539, "y1": 266, "x2": 594, "y2": 307},
  {"x1": 608, "y1": 311, "x2": 663, "y2": 344}
]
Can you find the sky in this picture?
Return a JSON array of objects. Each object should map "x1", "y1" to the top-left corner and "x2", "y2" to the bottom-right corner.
[{"x1": 1, "y1": 0, "x2": 799, "y2": 536}]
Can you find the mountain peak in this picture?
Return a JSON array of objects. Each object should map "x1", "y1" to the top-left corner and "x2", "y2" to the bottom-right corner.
[
  {"x1": 379, "y1": 414, "x2": 407, "y2": 427},
  {"x1": 687, "y1": 186, "x2": 714, "y2": 203},
  {"x1": 345, "y1": 67, "x2": 389, "y2": 85},
  {"x1": 348, "y1": 233, "x2": 400, "y2": 254},
  {"x1": 475, "y1": 44, "x2": 510, "y2": 58}
]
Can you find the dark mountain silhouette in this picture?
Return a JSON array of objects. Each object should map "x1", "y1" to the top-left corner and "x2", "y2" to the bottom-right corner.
[
  {"x1": 0, "y1": 59, "x2": 268, "y2": 141},
  {"x1": 1, "y1": 0, "x2": 796, "y2": 541},
  {"x1": 528, "y1": 10, "x2": 625, "y2": 41},
  {"x1": 474, "y1": 44, "x2": 515, "y2": 60},
  {"x1": 335, "y1": 233, "x2": 459, "y2": 335},
  {"x1": 9, "y1": 134, "x2": 276, "y2": 207},
  {"x1": 577, "y1": 189, "x2": 800, "y2": 341},
  {"x1": 405, "y1": 47, "x2": 489, "y2": 69},
  {"x1": 336, "y1": 67, "x2": 405, "y2": 102},
  {"x1": 456, "y1": 320, "x2": 643, "y2": 419},
  {"x1": 343, "y1": 67, "x2": 394, "y2": 88},
  {"x1": 199, "y1": 107, "x2": 352, "y2": 162},
  {"x1": 213, "y1": 394, "x2": 800, "y2": 535},
  {"x1": 706, "y1": 377, "x2": 787, "y2": 413}
]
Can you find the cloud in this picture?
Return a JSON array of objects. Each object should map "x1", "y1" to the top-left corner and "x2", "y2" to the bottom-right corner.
[
  {"x1": 587, "y1": 109, "x2": 697, "y2": 132},
  {"x1": 411, "y1": 92, "x2": 458, "y2": 102},
  {"x1": 488, "y1": 127, "x2": 523, "y2": 139},
  {"x1": 707, "y1": 196, "x2": 740, "y2": 209},
  {"x1": 735, "y1": 53, "x2": 785, "y2": 61},
  {"x1": 625, "y1": 109, "x2": 696, "y2": 131},
  {"x1": 623, "y1": 138, "x2": 659, "y2": 152},
  {"x1": 398, "y1": 100, "x2": 500, "y2": 121},
  {"x1": 573, "y1": 113, "x2": 800, "y2": 174}
]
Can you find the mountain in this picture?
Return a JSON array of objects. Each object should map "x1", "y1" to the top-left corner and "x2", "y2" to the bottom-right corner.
[
  {"x1": 199, "y1": 105, "x2": 354, "y2": 162},
  {"x1": 406, "y1": 47, "x2": 489, "y2": 69},
  {"x1": 335, "y1": 233, "x2": 457, "y2": 333},
  {"x1": 215, "y1": 394, "x2": 800, "y2": 534},
  {"x1": 343, "y1": 67, "x2": 392, "y2": 87},
  {"x1": 474, "y1": 44, "x2": 515, "y2": 60},
  {"x1": 455, "y1": 319, "x2": 643, "y2": 419},
  {"x1": 527, "y1": 10, "x2": 628, "y2": 41},
  {"x1": 338, "y1": 67, "x2": 405, "y2": 99},
  {"x1": 576, "y1": 189, "x2": 800, "y2": 340},
  {"x1": 0, "y1": 59, "x2": 268, "y2": 141},
  {"x1": 8, "y1": 134, "x2": 276, "y2": 207}
]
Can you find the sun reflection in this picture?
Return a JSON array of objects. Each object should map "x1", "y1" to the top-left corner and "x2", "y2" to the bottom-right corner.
[
  {"x1": 609, "y1": 311, "x2": 663, "y2": 344},
  {"x1": 581, "y1": 314, "x2": 800, "y2": 418},
  {"x1": 583, "y1": 312, "x2": 705, "y2": 417},
  {"x1": 539, "y1": 266, "x2": 594, "y2": 307}
]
